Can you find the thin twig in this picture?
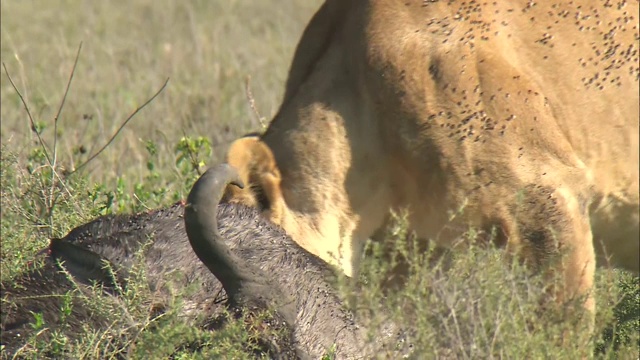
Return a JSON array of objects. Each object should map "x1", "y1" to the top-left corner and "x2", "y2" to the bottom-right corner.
[
  {"x1": 2, "y1": 62, "x2": 52, "y2": 165},
  {"x1": 133, "y1": 193, "x2": 152, "y2": 211},
  {"x1": 52, "y1": 42, "x2": 82, "y2": 169},
  {"x1": 244, "y1": 75, "x2": 266, "y2": 129},
  {"x1": 71, "y1": 78, "x2": 170, "y2": 175},
  {"x1": 47, "y1": 43, "x2": 84, "y2": 225}
]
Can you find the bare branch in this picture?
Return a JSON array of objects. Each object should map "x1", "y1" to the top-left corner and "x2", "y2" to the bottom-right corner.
[
  {"x1": 71, "y1": 78, "x2": 170, "y2": 175},
  {"x1": 244, "y1": 75, "x2": 267, "y2": 129},
  {"x1": 2, "y1": 62, "x2": 52, "y2": 165},
  {"x1": 53, "y1": 42, "x2": 83, "y2": 168}
]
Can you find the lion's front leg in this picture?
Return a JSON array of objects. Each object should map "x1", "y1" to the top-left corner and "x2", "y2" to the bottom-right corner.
[{"x1": 505, "y1": 184, "x2": 596, "y2": 326}]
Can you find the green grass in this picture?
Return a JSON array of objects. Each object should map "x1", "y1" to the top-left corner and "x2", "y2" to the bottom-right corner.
[
  {"x1": 1, "y1": 1, "x2": 639, "y2": 359},
  {"x1": 1, "y1": 0, "x2": 318, "y2": 187}
]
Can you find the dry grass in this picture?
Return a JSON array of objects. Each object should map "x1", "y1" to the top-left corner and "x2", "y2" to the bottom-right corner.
[
  {"x1": 1, "y1": 0, "x2": 319, "y2": 187},
  {"x1": 1, "y1": 1, "x2": 638, "y2": 359}
]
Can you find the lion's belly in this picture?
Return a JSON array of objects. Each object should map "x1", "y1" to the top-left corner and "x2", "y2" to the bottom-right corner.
[
  {"x1": 590, "y1": 193, "x2": 640, "y2": 273},
  {"x1": 581, "y1": 139, "x2": 639, "y2": 272}
]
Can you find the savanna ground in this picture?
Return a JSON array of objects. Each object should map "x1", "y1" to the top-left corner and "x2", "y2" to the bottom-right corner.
[{"x1": 1, "y1": 1, "x2": 638, "y2": 359}]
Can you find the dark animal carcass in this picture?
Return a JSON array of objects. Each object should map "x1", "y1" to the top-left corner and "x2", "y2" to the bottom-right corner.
[{"x1": 1, "y1": 165, "x2": 407, "y2": 359}]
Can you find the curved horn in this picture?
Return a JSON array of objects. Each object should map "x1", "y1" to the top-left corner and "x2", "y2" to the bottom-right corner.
[{"x1": 184, "y1": 164, "x2": 262, "y2": 303}]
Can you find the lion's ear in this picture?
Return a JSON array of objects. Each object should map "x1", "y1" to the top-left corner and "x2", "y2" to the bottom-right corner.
[
  {"x1": 224, "y1": 137, "x2": 284, "y2": 221},
  {"x1": 226, "y1": 136, "x2": 260, "y2": 182},
  {"x1": 224, "y1": 136, "x2": 262, "y2": 207}
]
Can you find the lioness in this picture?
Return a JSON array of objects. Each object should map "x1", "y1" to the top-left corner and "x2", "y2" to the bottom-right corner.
[{"x1": 225, "y1": 0, "x2": 639, "y2": 317}]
